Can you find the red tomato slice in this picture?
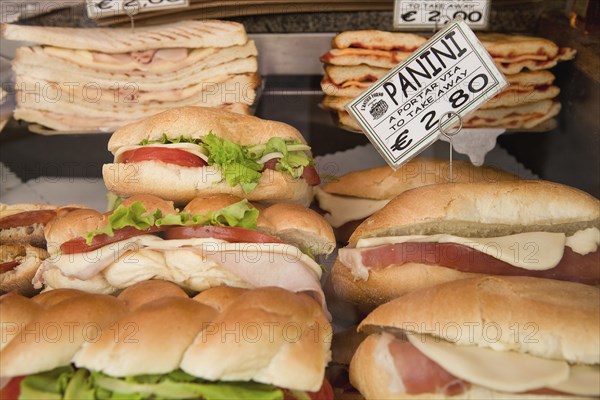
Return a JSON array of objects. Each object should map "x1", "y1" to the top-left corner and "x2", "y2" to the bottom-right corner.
[
  {"x1": 282, "y1": 380, "x2": 334, "y2": 400},
  {"x1": 120, "y1": 147, "x2": 207, "y2": 168},
  {"x1": 0, "y1": 210, "x2": 57, "y2": 229},
  {"x1": 0, "y1": 261, "x2": 20, "y2": 274},
  {"x1": 60, "y1": 225, "x2": 167, "y2": 255},
  {"x1": 308, "y1": 379, "x2": 335, "y2": 400},
  {"x1": 0, "y1": 376, "x2": 24, "y2": 400},
  {"x1": 165, "y1": 226, "x2": 283, "y2": 243}
]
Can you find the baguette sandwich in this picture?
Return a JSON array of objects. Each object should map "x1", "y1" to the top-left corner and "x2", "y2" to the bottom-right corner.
[
  {"x1": 103, "y1": 106, "x2": 320, "y2": 205},
  {"x1": 315, "y1": 158, "x2": 518, "y2": 242},
  {"x1": 351, "y1": 276, "x2": 599, "y2": 399},
  {"x1": 0, "y1": 280, "x2": 334, "y2": 399},
  {"x1": 331, "y1": 180, "x2": 600, "y2": 310},
  {"x1": 34, "y1": 194, "x2": 335, "y2": 316}
]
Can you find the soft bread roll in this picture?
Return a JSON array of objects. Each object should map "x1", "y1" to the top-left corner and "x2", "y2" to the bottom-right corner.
[
  {"x1": 44, "y1": 209, "x2": 105, "y2": 251},
  {"x1": 349, "y1": 180, "x2": 600, "y2": 244},
  {"x1": 104, "y1": 107, "x2": 314, "y2": 205},
  {"x1": 73, "y1": 297, "x2": 218, "y2": 376},
  {"x1": 258, "y1": 202, "x2": 336, "y2": 255},
  {"x1": 0, "y1": 291, "x2": 127, "y2": 376},
  {"x1": 192, "y1": 285, "x2": 247, "y2": 312},
  {"x1": 103, "y1": 161, "x2": 314, "y2": 206},
  {"x1": 0, "y1": 291, "x2": 42, "y2": 350},
  {"x1": 181, "y1": 287, "x2": 332, "y2": 391},
  {"x1": 0, "y1": 244, "x2": 48, "y2": 296},
  {"x1": 117, "y1": 279, "x2": 189, "y2": 310},
  {"x1": 359, "y1": 276, "x2": 600, "y2": 364},
  {"x1": 0, "y1": 282, "x2": 332, "y2": 393},
  {"x1": 107, "y1": 106, "x2": 306, "y2": 151},
  {"x1": 320, "y1": 159, "x2": 518, "y2": 200}
]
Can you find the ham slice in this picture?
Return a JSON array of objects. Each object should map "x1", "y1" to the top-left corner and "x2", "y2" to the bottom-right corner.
[
  {"x1": 339, "y1": 243, "x2": 599, "y2": 285},
  {"x1": 387, "y1": 336, "x2": 571, "y2": 396},
  {"x1": 389, "y1": 337, "x2": 469, "y2": 396}
]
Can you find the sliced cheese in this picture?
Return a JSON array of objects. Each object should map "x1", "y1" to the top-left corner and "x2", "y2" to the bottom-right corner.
[
  {"x1": 566, "y1": 227, "x2": 600, "y2": 256},
  {"x1": 407, "y1": 334, "x2": 569, "y2": 393},
  {"x1": 315, "y1": 187, "x2": 390, "y2": 228},
  {"x1": 354, "y1": 229, "x2": 600, "y2": 271},
  {"x1": 113, "y1": 143, "x2": 209, "y2": 163},
  {"x1": 549, "y1": 364, "x2": 600, "y2": 396}
]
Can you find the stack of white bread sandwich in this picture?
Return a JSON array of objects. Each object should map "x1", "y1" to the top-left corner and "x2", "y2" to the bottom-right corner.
[
  {"x1": 321, "y1": 30, "x2": 575, "y2": 132},
  {"x1": 2, "y1": 21, "x2": 260, "y2": 132}
]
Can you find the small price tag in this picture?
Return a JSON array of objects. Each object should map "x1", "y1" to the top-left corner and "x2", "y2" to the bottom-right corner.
[
  {"x1": 87, "y1": 0, "x2": 189, "y2": 19},
  {"x1": 394, "y1": 0, "x2": 490, "y2": 30},
  {"x1": 345, "y1": 19, "x2": 507, "y2": 169}
]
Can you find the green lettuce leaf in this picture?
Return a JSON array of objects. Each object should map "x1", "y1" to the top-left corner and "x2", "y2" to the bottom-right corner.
[
  {"x1": 20, "y1": 366, "x2": 73, "y2": 399},
  {"x1": 84, "y1": 202, "x2": 163, "y2": 245},
  {"x1": 92, "y1": 370, "x2": 284, "y2": 400},
  {"x1": 20, "y1": 367, "x2": 294, "y2": 400},
  {"x1": 201, "y1": 133, "x2": 263, "y2": 194},
  {"x1": 263, "y1": 138, "x2": 311, "y2": 179},
  {"x1": 63, "y1": 369, "x2": 95, "y2": 400},
  {"x1": 84, "y1": 200, "x2": 259, "y2": 245},
  {"x1": 156, "y1": 199, "x2": 258, "y2": 229},
  {"x1": 139, "y1": 134, "x2": 200, "y2": 146}
]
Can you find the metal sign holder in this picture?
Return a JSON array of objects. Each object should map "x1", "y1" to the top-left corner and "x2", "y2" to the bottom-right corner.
[{"x1": 438, "y1": 111, "x2": 463, "y2": 183}]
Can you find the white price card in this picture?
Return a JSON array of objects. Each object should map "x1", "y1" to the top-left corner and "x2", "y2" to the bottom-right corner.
[
  {"x1": 345, "y1": 19, "x2": 507, "y2": 169},
  {"x1": 394, "y1": 0, "x2": 490, "y2": 30},
  {"x1": 87, "y1": 0, "x2": 189, "y2": 19}
]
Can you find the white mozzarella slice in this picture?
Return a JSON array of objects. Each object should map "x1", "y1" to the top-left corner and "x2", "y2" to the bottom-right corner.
[
  {"x1": 314, "y1": 187, "x2": 390, "y2": 228},
  {"x1": 407, "y1": 334, "x2": 569, "y2": 393}
]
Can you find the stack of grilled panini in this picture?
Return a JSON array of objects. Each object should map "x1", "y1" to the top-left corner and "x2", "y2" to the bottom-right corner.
[
  {"x1": 3, "y1": 20, "x2": 260, "y2": 132},
  {"x1": 320, "y1": 30, "x2": 576, "y2": 132}
]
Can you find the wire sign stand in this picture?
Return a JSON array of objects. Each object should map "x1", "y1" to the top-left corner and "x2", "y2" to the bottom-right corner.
[{"x1": 438, "y1": 111, "x2": 463, "y2": 183}]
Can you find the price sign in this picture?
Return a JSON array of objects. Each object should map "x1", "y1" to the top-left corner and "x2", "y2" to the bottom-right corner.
[
  {"x1": 394, "y1": 0, "x2": 490, "y2": 30},
  {"x1": 345, "y1": 19, "x2": 507, "y2": 169},
  {"x1": 87, "y1": 0, "x2": 189, "y2": 19}
]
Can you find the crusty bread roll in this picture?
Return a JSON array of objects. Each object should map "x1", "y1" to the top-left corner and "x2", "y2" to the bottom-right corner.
[
  {"x1": 316, "y1": 159, "x2": 518, "y2": 242},
  {"x1": 320, "y1": 159, "x2": 518, "y2": 201},
  {"x1": 103, "y1": 106, "x2": 315, "y2": 205},
  {"x1": 330, "y1": 180, "x2": 600, "y2": 313},
  {"x1": 0, "y1": 282, "x2": 332, "y2": 393},
  {"x1": 360, "y1": 276, "x2": 599, "y2": 363},
  {"x1": 351, "y1": 276, "x2": 599, "y2": 399},
  {"x1": 350, "y1": 181, "x2": 599, "y2": 244}
]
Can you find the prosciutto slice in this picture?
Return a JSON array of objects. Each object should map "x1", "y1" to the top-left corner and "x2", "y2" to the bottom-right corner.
[{"x1": 340, "y1": 243, "x2": 599, "y2": 285}]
